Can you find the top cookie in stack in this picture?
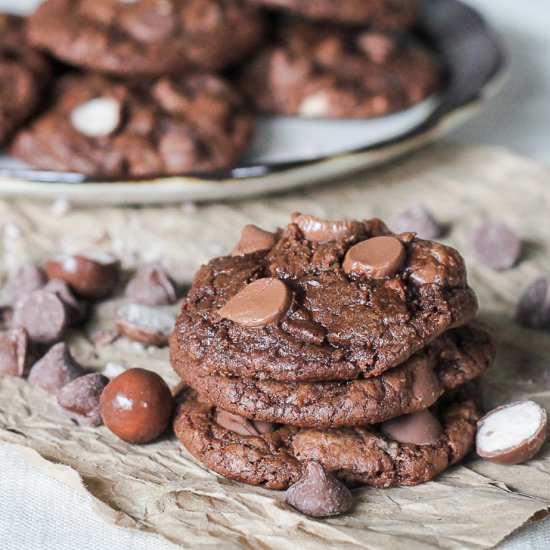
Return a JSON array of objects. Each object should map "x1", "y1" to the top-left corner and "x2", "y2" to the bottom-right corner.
[
  {"x1": 170, "y1": 214, "x2": 496, "y2": 489},
  {"x1": 1, "y1": 0, "x2": 439, "y2": 179}
]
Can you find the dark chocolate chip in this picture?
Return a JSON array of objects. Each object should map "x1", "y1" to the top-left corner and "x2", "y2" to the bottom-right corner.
[
  {"x1": 285, "y1": 462, "x2": 353, "y2": 518},
  {"x1": 13, "y1": 290, "x2": 69, "y2": 344},
  {"x1": 2, "y1": 262, "x2": 47, "y2": 305},
  {"x1": 471, "y1": 221, "x2": 521, "y2": 271},
  {"x1": 217, "y1": 278, "x2": 292, "y2": 328},
  {"x1": 391, "y1": 204, "x2": 443, "y2": 240},
  {"x1": 125, "y1": 262, "x2": 177, "y2": 306},
  {"x1": 0, "y1": 327, "x2": 34, "y2": 377},
  {"x1": 57, "y1": 373, "x2": 109, "y2": 427},
  {"x1": 516, "y1": 276, "x2": 550, "y2": 329},
  {"x1": 28, "y1": 342, "x2": 85, "y2": 392}
]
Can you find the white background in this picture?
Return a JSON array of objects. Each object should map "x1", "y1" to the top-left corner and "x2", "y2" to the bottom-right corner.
[{"x1": 1, "y1": 1, "x2": 550, "y2": 549}]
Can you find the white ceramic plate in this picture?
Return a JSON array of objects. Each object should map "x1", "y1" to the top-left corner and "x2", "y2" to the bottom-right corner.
[{"x1": 0, "y1": 0, "x2": 505, "y2": 204}]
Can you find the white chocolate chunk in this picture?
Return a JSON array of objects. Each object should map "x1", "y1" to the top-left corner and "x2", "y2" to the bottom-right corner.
[
  {"x1": 71, "y1": 97, "x2": 121, "y2": 137},
  {"x1": 297, "y1": 92, "x2": 332, "y2": 117}
]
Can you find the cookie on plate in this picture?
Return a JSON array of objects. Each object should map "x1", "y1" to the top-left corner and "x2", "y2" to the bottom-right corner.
[
  {"x1": 10, "y1": 73, "x2": 254, "y2": 178},
  {"x1": 172, "y1": 325, "x2": 495, "y2": 428},
  {"x1": 173, "y1": 384, "x2": 481, "y2": 490},
  {"x1": 27, "y1": 0, "x2": 266, "y2": 76},
  {"x1": 238, "y1": 21, "x2": 440, "y2": 118},
  {"x1": 170, "y1": 215, "x2": 478, "y2": 384},
  {"x1": 242, "y1": 0, "x2": 419, "y2": 28},
  {"x1": 0, "y1": 14, "x2": 51, "y2": 145}
]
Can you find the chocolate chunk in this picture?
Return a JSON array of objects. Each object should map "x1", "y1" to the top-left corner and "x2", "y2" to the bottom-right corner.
[
  {"x1": 125, "y1": 262, "x2": 177, "y2": 306},
  {"x1": 381, "y1": 410, "x2": 443, "y2": 445},
  {"x1": 471, "y1": 221, "x2": 521, "y2": 271},
  {"x1": 57, "y1": 373, "x2": 109, "y2": 427},
  {"x1": 215, "y1": 409, "x2": 278, "y2": 436},
  {"x1": 292, "y1": 213, "x2": 363, "y2": 242},
  {"x1": 343, "y1": 236, "x2": 406, "y2": 279},
  {"x1": 412, "y1": 365, "x2": 440, "y2": 407},
  {"x1": 43, "y1": 279, "x2": 87, "y2": 324},
  {"x1": 45, "y1": 252, "x2": 121, "y2": 299},
  {"x1": 476, "y1": 401, "x2": 548, "y2": 465},
  {"x1": 28, "y1": 342, "x2": 85, "y2": 391},
  {"x1": 1, "y1": 262, "x2": 47, "y2": 305},
  {"x1": 285, "y1": 462, "x2": 353, "y2": 518},
  {"x1": 13, "y1": 290, "x2": 69, "y2": 344},
  {"x1": 116, "y1": 303, "x2": 175, "y2": 347},
  {"x1": 217, "y1": 278, "x2": 292, "y2": 327},
  {"x1": 231, "y1": 225, "x2": 276, "y2": 256},
  {"x1": 0, "y1": 327, "x2": 34, "y2": 377},
  {"x1": 515, "y1": 276, "x2": 550, "y2": 329},
  {"x1": 391, "y1": 204, "x2": 443, "y2": 240}
]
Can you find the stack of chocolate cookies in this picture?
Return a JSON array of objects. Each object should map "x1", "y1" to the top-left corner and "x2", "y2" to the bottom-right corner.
[
  {"x1": 170, "y1": 214, "x2": 496, "y2": 490},
  {"x1": 1, "y1": 0, "x2": 440, "y2": 179}
]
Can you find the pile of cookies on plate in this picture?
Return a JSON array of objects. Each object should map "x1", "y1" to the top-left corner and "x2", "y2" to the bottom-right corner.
[
  {"x1": 0, "y1": 0, "x2": 440, "y2": 179},
  {"x1": 169, "y1": 213, "x2": 506, "y2": 516}
]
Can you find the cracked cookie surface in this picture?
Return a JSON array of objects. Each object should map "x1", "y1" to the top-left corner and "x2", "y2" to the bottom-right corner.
[{"x1": 171, "y1": 216, "x2": 478, "y2": 383}]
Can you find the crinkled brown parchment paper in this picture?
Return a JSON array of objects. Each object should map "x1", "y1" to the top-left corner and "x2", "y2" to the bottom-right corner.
[{"x1": 1, "y1": 144, "x2": 550, "y2": 549}]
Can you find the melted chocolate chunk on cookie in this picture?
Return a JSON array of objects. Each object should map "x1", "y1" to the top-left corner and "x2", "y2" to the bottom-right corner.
[
  {"x1": 0, "y1": 15, "x2": 52, "y2": 145},
  {"x1": 238, "y1": 21, "x2": 439, "y2": 119},
  {"x1": 171, "y1": 215, "x2": 478, "y2": 383},
  {"x1": 28, "y1": 0, "x2": 266, "y2": 76},
  {"x1": 11, "y1": 73, "x2": 254, "y2": 178}
]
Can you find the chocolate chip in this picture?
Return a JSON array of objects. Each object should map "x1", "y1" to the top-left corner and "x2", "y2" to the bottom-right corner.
[
  {"x1": 1, "y1": 262, "x2": 47, "y2": 305},
  {"x1": 28, "y1": 342, "x2": 85, "y2": 392},
  {"x1": 292, "y1": 213, "x2": 363, "y2": 242},
  {"x1": 412, "y1": 365, "x2": 441, "y2": 407},
  {"x1": 45, "y1": 252, "x2": 121, "y2": 299},
  {"x1": 13, "y1": 290, "x2": 69, "y2": 344},
  {"x1": 217, "y1": 278, "x2": 292, "y2": 328},
  {"x1": 343, "y1": 236, "x2": 406, "y2": 279},
  {"x1": 215, "y1": 409, "x2": 277, "y2": 436},
  {"x1": 0, "y1": 327, "x2": 34, "y2": 377},
  {"x1": 116, "y1": 303, "x2": 175, "y2": 347},
  {"x1": 125, "y1": 262, "x2": 177, "y2": 306},
  {"x1": 515, "y1": 276, "x2": 550, "y2": 329},
  {"x1": 231, "y1": 225, "x2": 277, "y2": 256},
  {"x1": 471, "y1": 221, "x2": 521, "y2": 271},
  {"x1": 57, "y1": 373, "x2": 109, "y2": 427},
  {"x1": 381, "y1": 410, "x2": 443, "y2": 445},
  {"x1": 285, "y1": 462, "x2": 353, "y2": 518},
  {"x1": 43, "y1": 279, "x2": 87, "y2": 324},
  {"x1": 391, "y1": 205, "x2": 443, "y2": 240}
]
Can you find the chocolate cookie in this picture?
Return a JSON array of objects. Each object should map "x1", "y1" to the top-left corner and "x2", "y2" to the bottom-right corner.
[
  {"x1": 242, "y1": 0, "x2": 419, "y2": 28},
  {"x1": 0, "y1": 14, "x2": 51, "y2": 145},
  {"x1": 173, "y1": 385, "x2": 481, "y2": 490},
  {"x1": 238, "y1": 22, "x2": 440, "y2": 118},
  {"x1": 27, "y1": 0, "x2": 266, "y2": 76},
  {"x1": 171, "y1": 215, "x2": 478, "y2": 383},
  {"x1": 10, "y1": 73, "x2": 254, "y2": 178},
  {"x1": 172, "y1": 325, "x2": 495, "y2": 428}
]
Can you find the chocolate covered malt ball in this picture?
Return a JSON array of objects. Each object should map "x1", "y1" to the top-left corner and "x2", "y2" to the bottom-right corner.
[{"x1": 100, "y1": 368, "x2": 173, "y2": 444}]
